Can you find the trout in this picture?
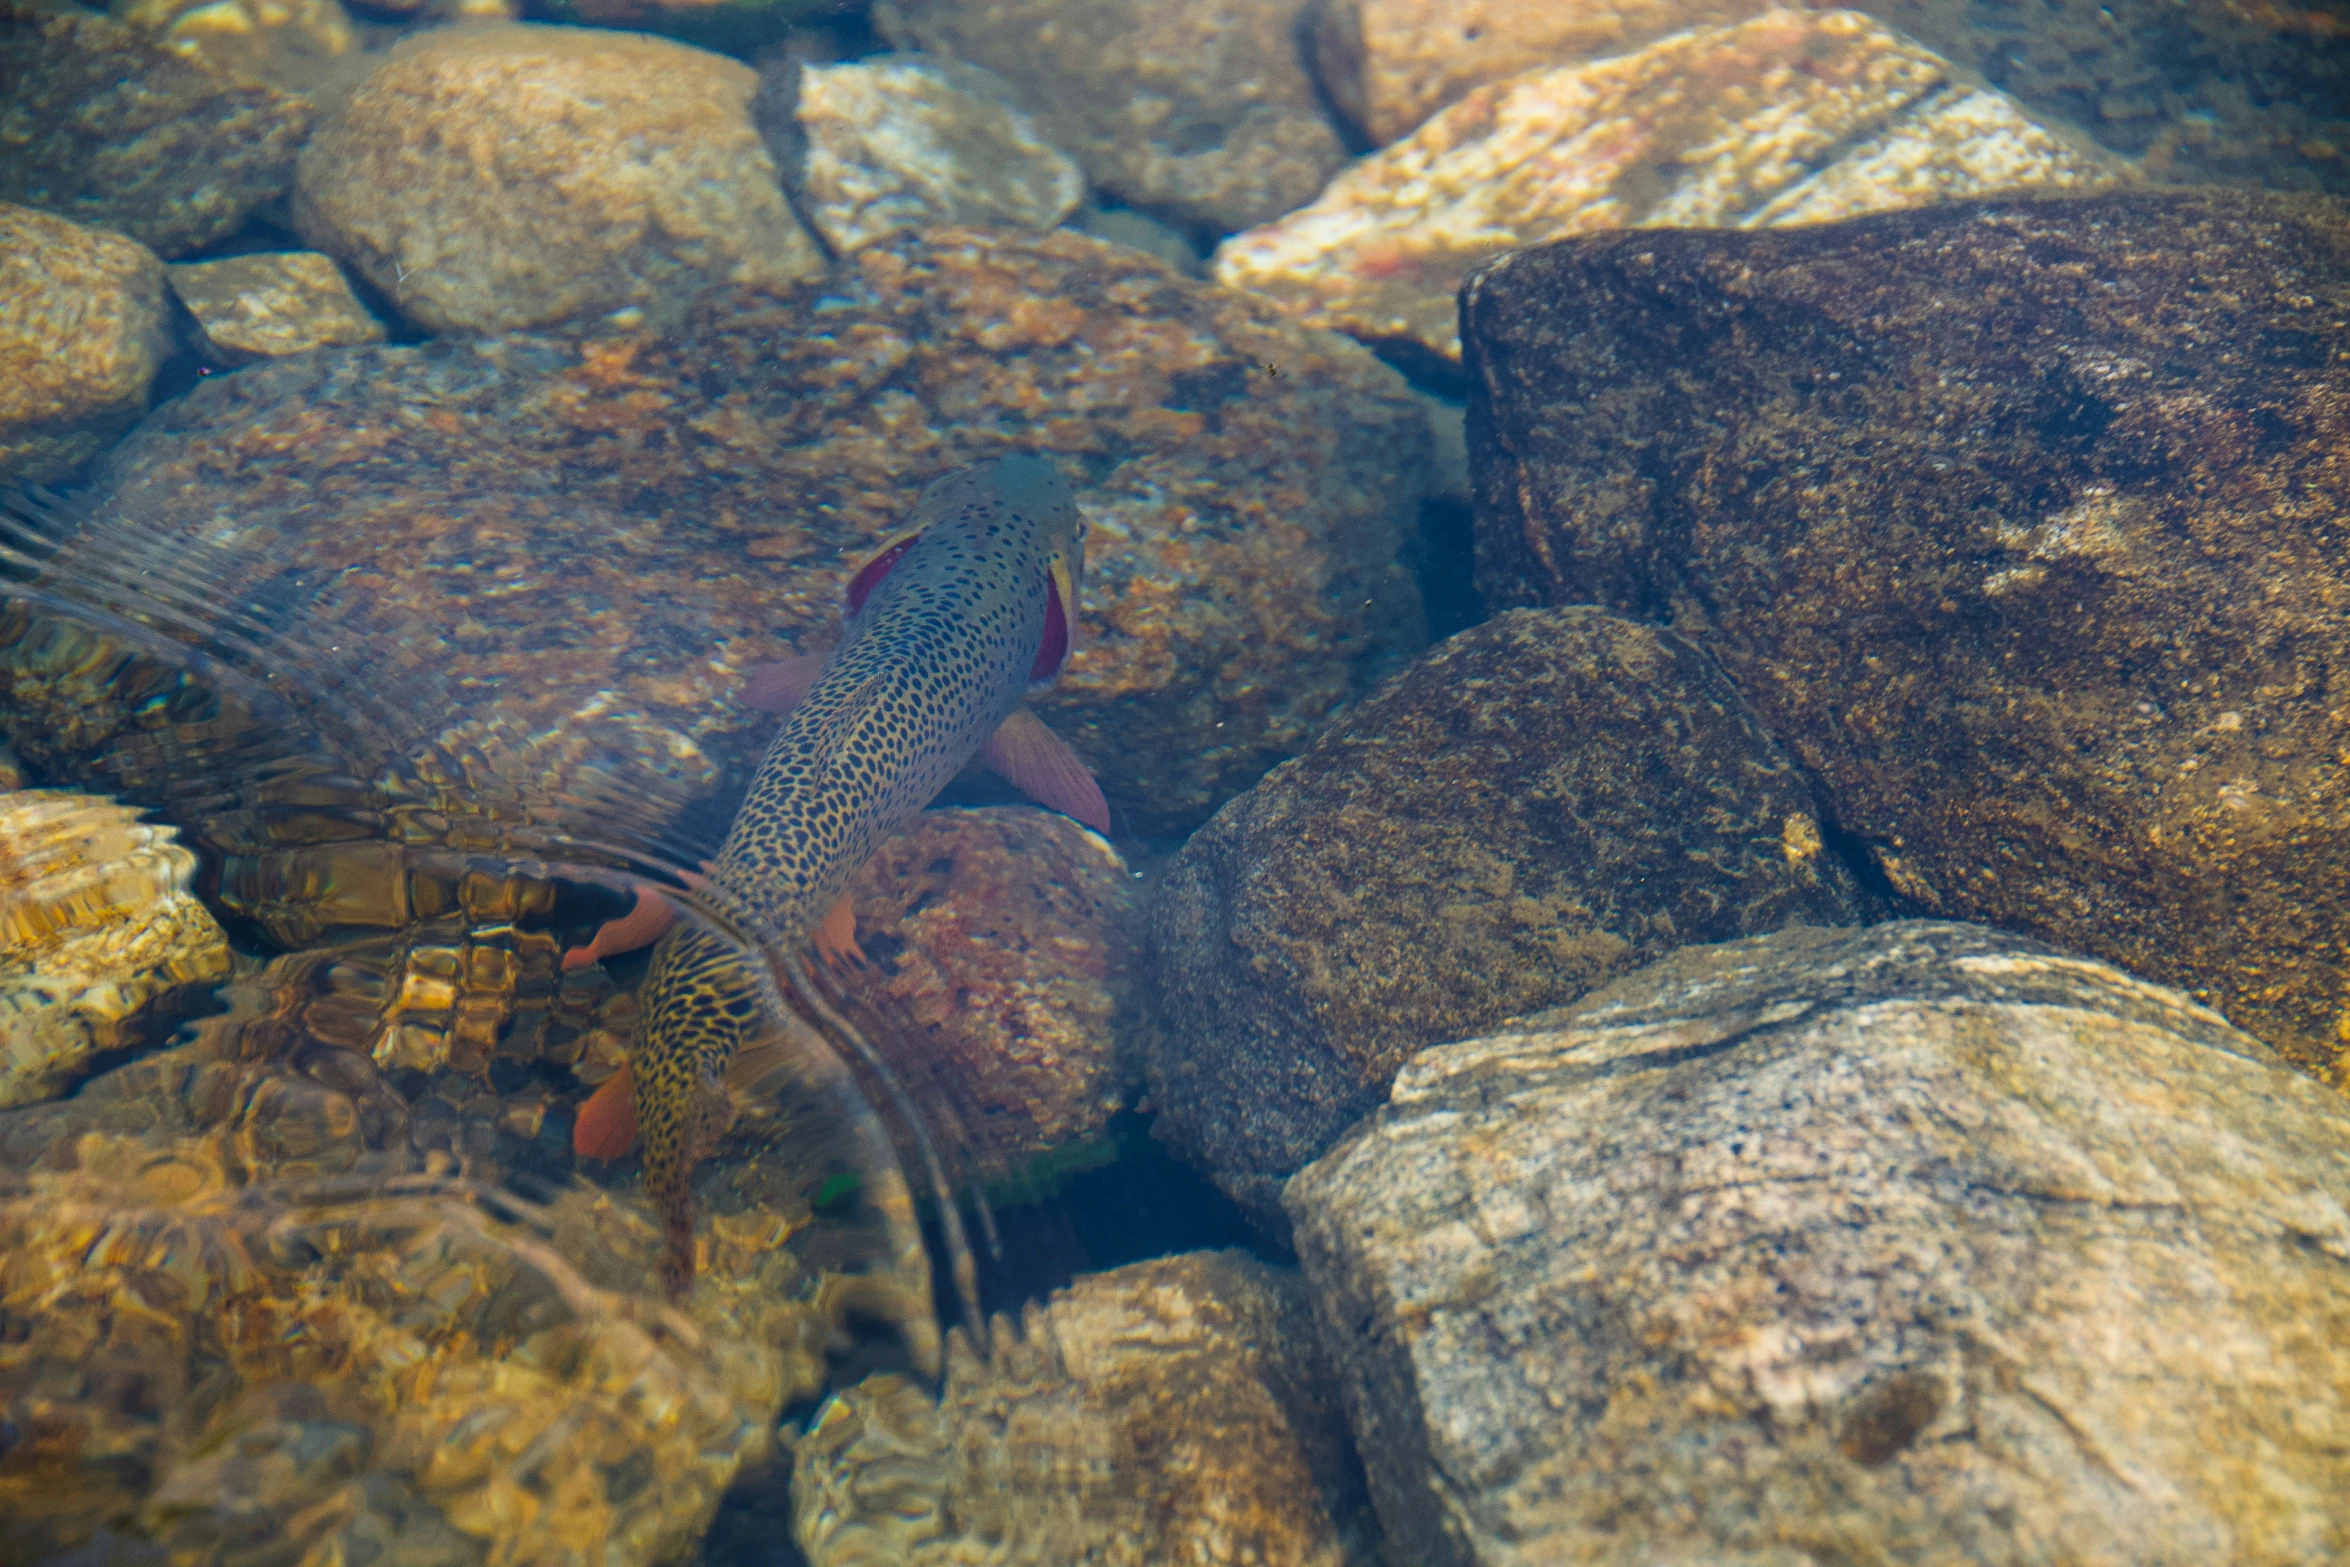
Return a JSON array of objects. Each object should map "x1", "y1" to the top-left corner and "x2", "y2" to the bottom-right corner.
[{"x1": 568, "y1": 456, "x2": 1109, "y2": 1294}]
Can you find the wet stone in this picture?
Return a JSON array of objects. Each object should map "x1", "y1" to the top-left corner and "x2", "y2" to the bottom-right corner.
[
  {"x1": 875, "y1": 0, "x2": 1348, "y2": 239},
  {"x1": 0, "y1": 0, "x2": 313, "y2": 258},
  {"x1": 1214, "y1": 8, "x2": 2129, "y2": 368},
  {"x1": 291, "y1": 22, "x2": 826, "y2": 334},
  {"x1": 1286, "y1": 921, "x2": 2350, "y2": 1567},
  {"x1": 168, "y1": 250, "x2": 385, "y2": 365},
  {"x1": 111, "y1": 0, "x2": 362, "y2": 97},
  {"x1": 0, "y1": 203, "x2": 173, "y2": 485},
  {"x1": 794, "y1": 1250, "x2": 1379, "y2": 1566},
  {"x1": 791, "y1": 54, "x2": 1086, "y2": 254},
  {"x1": 1462, "y1": 188, "x2": 2350, "y2": 1088},
  {"x1": 1146, "y1": 607, "x2": 1865, "y2": 1220}
]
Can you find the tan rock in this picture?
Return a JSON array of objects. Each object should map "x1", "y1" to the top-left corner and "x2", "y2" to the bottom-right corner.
[
  {"x1": 794, "y1": 1251, "x2": 1378, "y2": 1566},
  {"x1": 793, "y1": 54, "x2": 1085, "y2": 254},
  {"x1": 292, "y1": 22, "x2": 826, "y2": 334},
  {"x1": 1215, "y1": 8, "x2": 2129, "y2": 366},
  {"x1": 111, "y1": 0, "x2": 360, "y2": 96},
  {"x1": 168, "y1": 250, "x2": 385, "y2": 365},
  {"x1": 0, "y1": 791, "x2": 228, "y2": 1108},
  {"x1": 1310, "y1": 0, "x2": 1781, "y2": 145},
  {"x1": 0, "y1": 203, "x2": 171, "y2": 485},
  {"x1": 1288, "y1": 921, "x2": 2350, "y2": 1567}
]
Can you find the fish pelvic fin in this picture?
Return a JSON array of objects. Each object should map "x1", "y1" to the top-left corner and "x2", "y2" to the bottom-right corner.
[
  {"x1": 573, "y1": 1062, "x2": 638, "y2": 1159},
  {"x1": 979, "y1": 707, "x2": 1110, "y2": 833}
]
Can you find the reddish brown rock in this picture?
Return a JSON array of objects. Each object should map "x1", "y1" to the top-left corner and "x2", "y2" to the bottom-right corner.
[{"x1": 0, "y1": 203, "x2": 172, "y2": 485}]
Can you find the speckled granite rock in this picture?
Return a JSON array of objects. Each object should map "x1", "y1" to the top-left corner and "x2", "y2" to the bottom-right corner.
[
  {"x1": 794, "y1": 1250, "x2": 1378, "y2": 1566},
  {"x1": 4, "y1": 227, "x2": 1427, "y2": 876},
  {"x1": 1287, "y1": 921, "x2": 2350, "y2": 1567},
  {"x1": 1309, "y1": 0, "x2": 1780, "y2": 144},
  {"x1": 0, "y1": 203, "x2": 172, "y2": 484},
  {"x1": 112, "y1": 0, "x2": 359, "y2": 96},
  {"x1": 1147, "y1": 608, "x2": 1865, "y2": 1219},
  {"x1": 875, "y1": 0, "x2": 1348, "y2": 239},
  {"x1": 790, "y1": 54, "x2": 1085, "y2": 254},
  {"x1": 292, "y1": 23, "x2": 826, "y2": 334},
  {"x1": 0, "y1": 791, "x2": 229, "y2": 1108},
  {"x1": 168, "y1": 250, "x2": 385, "y2": 365},
  {"x1": 1215, "y1": 8, "x2": 2128, "y2": 368},
  {"x1": 0, "y1": 0, "x2": 313, "y2": 258},
  {"x1": 1464, "y1": 189, "x2": 2350, "y2": 1090},
  {"x1": 840, "y1": 807, "x2": 1140, "y2": 1168}
]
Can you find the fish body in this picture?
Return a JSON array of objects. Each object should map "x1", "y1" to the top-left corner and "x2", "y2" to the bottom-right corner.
[{"x1": 613, "y1": 456, "x2": 1103, "y2": 1294}]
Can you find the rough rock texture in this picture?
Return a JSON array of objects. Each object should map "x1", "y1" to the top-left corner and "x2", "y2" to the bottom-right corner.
[
  {"x1": 1309, "y1": 0, "x2": 1781, "y2": 145},
  {"x1": 167, "y1": 250, "x2": 385, "y2": 365},
  {"x1": 112, "y1": 0, "x2": 360, "y2": 96},
  {"x1": 791, "y1": 55, "x2": 1086, "y2": 254},
  {"x1": 794, "y1": 1251, "x2": 1378, "y2": 1566},
  {"x1": 875, "y1": 0, "x2": 1348, "y2": 239},
  {"x1": 2, "y1": 228, "x2": 1427, "y2": 891},
  {"x1": 0, "y1": 791, "x2": 230, "y2": 1108},
  {"x1": 1463, "y1": 190, "x2": 2350, "y2": 1088},
  {"x1": 1287, "y1": 920, "x2": 2350, "y2": 1567},
  {"x1": 1147, "y1": 608, "x2": 1866, "y2": 1218},
  {"x1": 291, "y1": 23, "x2": 826, "y2": 334},
  {"x1": 0, "y1": 203, "x2": 172, "y2": 485},
  {"x1": 0, "y1": 0, "x2": 313, "y2": 258},
  {"x1": 839, "y1": 807, "x2": 1141, "y2": 1168},
  {"x1": 1217, "y1": 9, "x2": 2129, "y2": 368}
]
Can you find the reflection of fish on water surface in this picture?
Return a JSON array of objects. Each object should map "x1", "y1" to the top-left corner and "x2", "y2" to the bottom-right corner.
[{"x1": 562, "y1": 456, "x2": 1111, "y2": 1297}]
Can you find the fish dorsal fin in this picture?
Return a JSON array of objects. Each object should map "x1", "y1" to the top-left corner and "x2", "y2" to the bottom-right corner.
[
  {"x1": 979, "y1": 707, "x2": 1109, "y2": 833},
  {"x1": 740, "y1": 652, "x2": 831, "y2": 717},
  {"x1": 844, "y1": 530, "x2": 922, "y2": 620},
  {"x1": 1030, "y1": 565, "x2": 1073, "y2": 684}
]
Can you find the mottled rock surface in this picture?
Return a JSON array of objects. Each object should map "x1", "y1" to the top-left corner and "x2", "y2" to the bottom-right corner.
[
  {"x1": 1148, "y1": 607, "x2": 1865, "y2": 1218},
  {"x1": 292, "y1": 23, "x2": 825, "y2": 334},
  {"x1": 792, "y1": 54, "x2": 1085, "y2": 254},
  {"x1": 5, "y1": 227, "x2": 1426, "y2": 884},
  {"x1": 0, "y1": 0, "x2": 313, "y2": 257},
  {"x1": 0, "y1": 203, "x2": 172, "y2": 485},
  {"x1": 113, "y1": 0, "x2": 360, "y2": 96},
  {"x1": 167, "y1": 250, "x2": 385, "y2": 365},
  {"x1": 876, "y1": 0, "x2": 1348, "y2": 238},
  {"x1": 1288, "y1": 921, "x2": 2350, "y2": 1567},
  {"x1": 0, "y1": 791, "x2": 229, "y2": 1108},
  {"x1": 1310, "y1": 0, "x2": 1780, "y2": 145},
  {"x1": 1464, "y1": 189, "x2": 2350, "y2": 1088},
  {"x1": 1219, "y1": 9, "x2": 2128, "y2": 367},
  {"x1": 840, "y1": 807, "x2": 1140, "y2": 1167},
  {"x1": 795, "y1": 1250, "x2": 1378, "y2": 1566}
]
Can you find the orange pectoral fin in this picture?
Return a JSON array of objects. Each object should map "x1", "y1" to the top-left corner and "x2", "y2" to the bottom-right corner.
[
  {"x1": 573, "y1": 1062, "x2": 638, "y2": 1159},
  {"x1": 562, "y1": 884, "x2": 682, "y2": 971},
  {"x1": 815, "y1": 893, "x2": 867, "y2": 971},
  {"x1": 979, "y1": 707, "x2": 1110, "y2": 833}
]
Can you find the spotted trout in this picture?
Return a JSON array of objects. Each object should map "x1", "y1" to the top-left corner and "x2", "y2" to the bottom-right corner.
[{"x1": 567, "y1": 456, "x2": 1109, "y2": 1295}]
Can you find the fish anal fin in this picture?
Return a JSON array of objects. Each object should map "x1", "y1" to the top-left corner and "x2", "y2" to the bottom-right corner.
[
  {"x1": 815, "y1": 893, "x2": 866, "y2": 971},
  {"x1": 979, "y1": 707, "x2": 1110, "y2": 833},
  {"x1": 741, "y1": 653, "x2": 831, "y2": 717},
  {"x1": 572, "y1": 1062, "x2": 638, "y2": 1159}
]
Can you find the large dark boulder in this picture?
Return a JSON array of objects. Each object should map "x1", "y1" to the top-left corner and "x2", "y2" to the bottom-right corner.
[{"x1": 1465, "y1": 189, "x2": 2350, "y2": 1085}]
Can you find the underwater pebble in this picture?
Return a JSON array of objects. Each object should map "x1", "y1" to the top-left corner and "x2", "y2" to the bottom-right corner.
[
  {"x1": 875, "y1": 0, "x2": 1348, "y2": 239},
  {"x1": 292, "y1": 22, "x2": 825, "y2": 334},
  {"x1": 1288, "y1": 921, "x2": 2350, "y2": 1566},
  {"x1": 0, "y1": 0, "x2": 312, "y2": 258},
  {"x1": 1465, "y1": 186, "x2": 2350, "y2": 1089},
  {"x1": 1214, "y1": 8, "x2": 2129, "y2": 367},
  {"x1": 167, "y1": 250, "x2": 385, "y2": 365},
  {"x1": 795, "y1": 1250, "x2": 1379, "y2": 1566},
  {"x1": 1147, "y1": 607, "x2": 1865, "y2": 1222},
  {"x1": 791, "y1": 53, "x2": 1085, "y2": 254},
  {"x1": 0, "y1": 203, "x2": 173, "y2": 486}
]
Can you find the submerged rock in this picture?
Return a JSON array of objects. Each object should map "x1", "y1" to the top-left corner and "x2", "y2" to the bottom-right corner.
[
  {"x1": 1147, "y1": 608, "x2": 1865, "y2": 1219},
  {"x1": 111, "y1": 0, "x2": 361, "y2": 97},
  {"x1": 1464, "y1": 188, "x2": 2350, "y2": 1088},
  {"x1": 1215, "y1": 8, "x2": 2128, "y2": 368},
  {"x1": 0, "y1": 790, "x2": 230, "y2": 1108},
  {"x1": 167, "y1": 250, "x2": 385, "y2": 365},
  {"x1": 791, "y1": 54, "x2": 1086, "y2": 254},
  {"x1": 1288, "y1": 921, "x2": 2350, "y2": 1567},
  {"x1": 875, "y1": 0, "x2": 1348, "y2": 239},
  {"x1": 0, "y1": 0, "x2": 313, "y2": 258},
  {"x1": 0, "y1": 203, "x2": 173, "y2": 485},
  {"x1": 292, "y1": 22, "x2": 826, "y2": 334},
  {"x1": 794, "y1": 1250, "x2": 1378, "y2": 1566}
]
